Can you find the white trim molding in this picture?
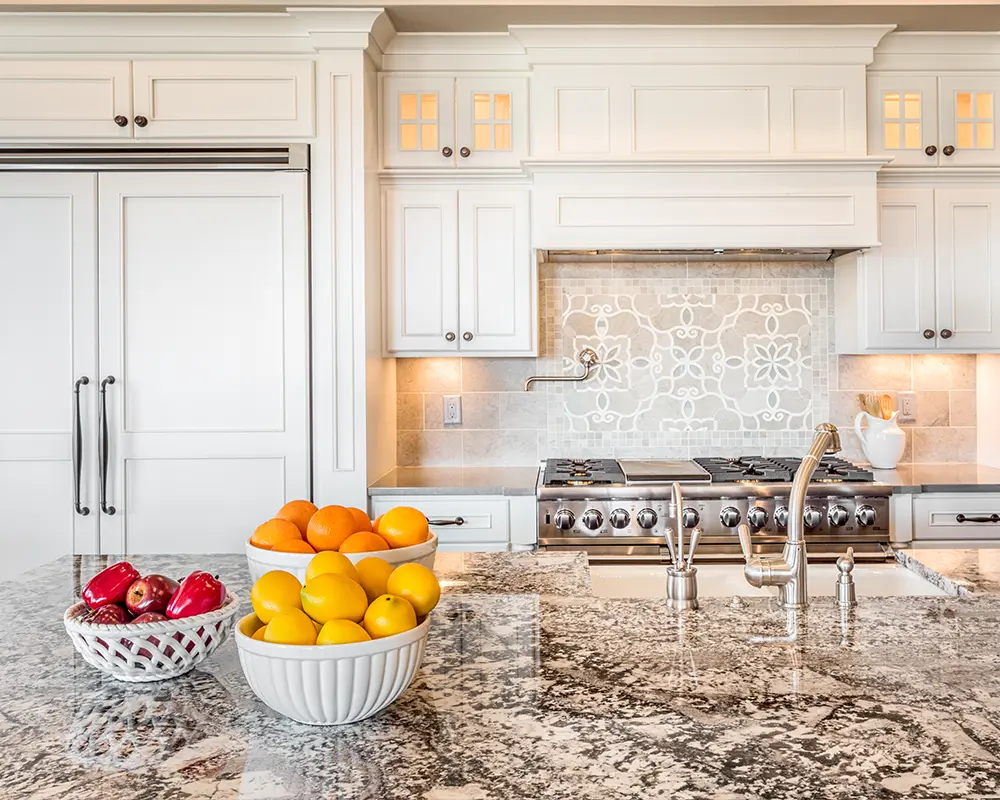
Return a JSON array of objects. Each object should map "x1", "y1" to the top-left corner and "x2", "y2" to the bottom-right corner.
[{"x1": 871, "y1": 32, "x2": 1000, "y2": 72}]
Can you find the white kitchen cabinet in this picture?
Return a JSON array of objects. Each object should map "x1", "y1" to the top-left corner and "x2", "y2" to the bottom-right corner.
[
  {"x1": 382, "y1": 75, "x2": 527, "y2": 169},
  {"x1": 836, "y1": 187, "x2": 1000, "y2": 353},
  {"x1": 384, "y1": 186, "x2": 534, "y2": 356},
  {"x1": 0, "y1": 59, "x2": 314, "y2": 140},
  {"x1": 868, "y1": 73, "x2": 1000, "y2": 167},
  {"x1": 911, "y1": 494, "x2": 1000, "y2": 545}
]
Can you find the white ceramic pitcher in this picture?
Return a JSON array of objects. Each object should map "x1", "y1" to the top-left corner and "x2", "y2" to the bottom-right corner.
[{"x1": 854, "y1": 411, "x2": 906, "y2": 469}]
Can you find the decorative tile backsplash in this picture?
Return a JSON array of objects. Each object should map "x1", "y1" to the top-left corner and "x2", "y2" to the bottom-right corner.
[{"x1": 396, "y1": 261, "x2": 978, "y2": 466}]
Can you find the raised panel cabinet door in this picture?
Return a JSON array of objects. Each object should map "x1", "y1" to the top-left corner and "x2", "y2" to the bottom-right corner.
[
  {"x1": 866, "y1": 75, "x2": 939, "y2": 166},
  {"x1": 382, "y1": 76, "x2": 456, "y2": 168},
  {"x1": 454, "y1": 77, "x2": 528, "y2": 168},
  {"x1": 935, "y1": 189, "x2": 1000, "y2": 350},
  {"x1": 0, "y1": 61, "x2": 132, "y2": 139},
  {"x1": 96, "y1": 172, "x2": 311, "y2": 554},
  {"x1": 861, "y1": 188, "x2": 937, "y2": 350},
  {"x1": 938, "y1": 77, "x2": 1000, "y2": 167},
  {"x1": 131, "y1": 60, "x2": 315, "y2": 139},
  {"x1": 457, "y1": 189, "x2": 534, "y2": 354},
  {"x1": 0, "y1": 173, "x2": 99, "y2": 578},
  {"x1": 385, "y1": 188, "x2": 460, "y2": 353}
]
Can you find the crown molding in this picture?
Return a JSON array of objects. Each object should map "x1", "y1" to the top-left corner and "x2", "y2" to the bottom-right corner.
[
  {"x1": 522, "y1": 156, "x2": 893, "y2": 175},
  {"x1": 878, "y1": 166, "x2": 1000, "y2": 186},
  {"x1": 870, "y1": 31, "x2": 1000, "y2": 72},
  {"x1": 381, "y1": 32, "x2": 528, "y2": 71}
]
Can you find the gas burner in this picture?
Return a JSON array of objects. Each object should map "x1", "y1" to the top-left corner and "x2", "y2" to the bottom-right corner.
[
  {"x1": 542, "y1": 459, "x2": 625, "y2": 487},
  {"x1": 694, "y1": 456, "x2": 875, "y2": 484}
]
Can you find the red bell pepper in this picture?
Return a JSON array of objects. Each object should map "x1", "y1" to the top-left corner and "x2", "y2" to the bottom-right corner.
[
  {"x1": 165, "y1": 571, "x2": 227, "y2": 619},
  {"x1": 82, "y1": 562, "x2": 140, "y2": 611}
]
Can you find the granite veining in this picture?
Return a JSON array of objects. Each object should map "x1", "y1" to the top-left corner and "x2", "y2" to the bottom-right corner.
[
  {"x1": 5, "y1": 552, "x2": 1000, "y2": 799},
  {"x1": 433, "y1": 550, "x2": 591, "y2": 596},
  {"x1": 368, "y1": 466, "x2": 540, "y2": 496},
  {"x1": 896, "y1": 548, "x2": 1000, "y2": 596}
]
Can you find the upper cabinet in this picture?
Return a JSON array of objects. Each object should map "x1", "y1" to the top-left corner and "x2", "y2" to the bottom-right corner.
[
  {"x1": 0, "y1": 59, "x2": 315, "y2": 140},
  {"x1": 868, "y1": 74, "x2": 1000, "y2": 167},
  {"x1": 382, "y1": 75, "x2": 528, "y2": 169}
]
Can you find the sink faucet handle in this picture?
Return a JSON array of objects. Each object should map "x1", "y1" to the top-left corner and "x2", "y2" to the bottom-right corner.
[
  {"x1": 736, "y1": 523, "x2": 753, "y2": 564},
  {"x1": 837, "y1": 546, "x2": 856, "y2": 576}
]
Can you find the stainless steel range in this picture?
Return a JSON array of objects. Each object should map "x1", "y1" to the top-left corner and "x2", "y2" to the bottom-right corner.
[{"x1": 536, "y1": 456, "x2": 892, "y2": 562}]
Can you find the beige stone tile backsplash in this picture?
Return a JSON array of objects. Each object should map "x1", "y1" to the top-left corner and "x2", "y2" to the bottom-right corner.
[{"x1": 396, "y1": 261, "x2": 979, "y2": 467}]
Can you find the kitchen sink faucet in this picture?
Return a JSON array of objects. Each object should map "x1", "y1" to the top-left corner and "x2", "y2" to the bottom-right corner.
[{"x1": 737, "y1": 423, "x2": 842, "y2": 610}]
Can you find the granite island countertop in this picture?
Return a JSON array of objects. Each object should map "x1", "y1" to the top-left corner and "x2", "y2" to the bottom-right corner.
[{"x1": 6, "y1": 550, "x2": 1000, "y2": 799}]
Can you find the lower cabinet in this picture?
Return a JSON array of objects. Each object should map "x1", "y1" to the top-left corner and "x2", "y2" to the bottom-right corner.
[
  {"x1": 369, "y1": 494, "x2": 537, "y2": 552},
  {"x1": 892, "y1": 493, "x2": 1000, "y2": 547}
]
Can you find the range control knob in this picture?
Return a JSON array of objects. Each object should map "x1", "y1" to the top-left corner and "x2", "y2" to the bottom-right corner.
[
  {"x1": 681, "y1": 507, "x2": 700, "y2": 528},
  {"x1": 720, "y1": 507, "x2": 741, "y2": 528},
  {"x1": 856, "y1": 505, "x2": 877, "y2": 527},
  {"x1": 803, "y1": 506, "x2": 823, "y2": 530},
  {"x1": 774, "y1": 506, "x2": 789, "y2": 528},
  {"x1": 581, "y1": 509, "x2": 604, "y2": 531},
  {"x1": 829, "y1": 505, "x2": 850, "y2": 527},
  {"x1": 636, "y1": 508, "x2": 658, "y2": 529},
  {"x1": 747, "y1": 506, "x2": 768, "y2": 530},
  {"x1": 609, "y1": 508, "x2": 630, "y2": 529},
  {"x1": 553, "y1": 509, "x2": 575, "y2": 530}
]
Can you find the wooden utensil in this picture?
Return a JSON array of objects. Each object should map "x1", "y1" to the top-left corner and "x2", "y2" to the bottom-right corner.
[{"x1": 878, "y1": 393, "x2": 893, "y2": 420}]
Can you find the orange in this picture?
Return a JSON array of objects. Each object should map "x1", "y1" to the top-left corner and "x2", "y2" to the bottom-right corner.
[
  {"x1": 276, "y1": 499, "x2": 318, "y2": 537},
  {"x1": 339, "y1": 531, "x2": 390, "y2": 554},
  {"x1": 264, "y1": 608, "x2": 317, "y2": 646},
  {"x1": 378, "y1": 507, "x2": 429, "y2": 549},
  {"x1": 300, "y1": 573, "x2": 369, "y2": 624},
  {"x1": 347, "y1": 507, "x2": 373, "y2": 533},
  {"x1": 355, "y1": 557, "x2": 395, "y2": 603},
  {"x1": 249, "y1": 518, "x2": 302, "y2": 550},
  {"x1": 386, "y1": 563, "x2": 441, "y2": 616},
  {"x1": 306, "y1": 505, "x2": 357, "y2": 552},
  {"x1": 363, "y1": 594, "x2": 417, "y2": 639},
  {"x1": 317, "y1": 619, "x2": 371, "y2": 645},
  {"x1": 252, "y1": 624, "x2": 268, "y2": 641},
  {"x1": 271, "y1": 539, "x2": 316, "y2": 554},
  {"x1": 306, "y1": 550, "x2": 361, "y2": 584},
  {"x1": 251, "y1": 570, "x2": 303, "y2": 624},
  {"x1": 372, "y1": 514, "x2": 384, "y2": 535}
]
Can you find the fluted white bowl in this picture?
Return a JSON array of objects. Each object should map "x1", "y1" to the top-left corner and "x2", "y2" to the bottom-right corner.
[
  {"x1": 234, "y1": 613, "x2": 430, "y2": 725},
  {"x1": 245, "y1": 532, "x2": 438, "y2": 584}
]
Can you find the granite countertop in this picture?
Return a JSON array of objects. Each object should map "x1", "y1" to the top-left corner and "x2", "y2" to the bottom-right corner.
[
  {"x1": 895, "y1": 547, "x2": 1000, "y2": 596},
  {"x1": 7, "y1": 550, "x2": 1000, "y2": 799},
  {"x1": 873, "y1": 462, "x2": 1000, "y2": 493},
  {"x1": 368, "y1": 466, "x2": 539, "y2": 496}
]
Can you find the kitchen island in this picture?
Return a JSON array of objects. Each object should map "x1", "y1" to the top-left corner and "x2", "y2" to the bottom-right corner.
[{"x1": 4, "y1": 551, "x2": 1000, "y2": 799}]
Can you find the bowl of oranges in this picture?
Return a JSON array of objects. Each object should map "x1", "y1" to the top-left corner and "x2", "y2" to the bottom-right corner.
[
  {"x1": 235, "y1": 549, "x2": 440, "y2": 725},
  {"x1": 245, "y1": 502, "x2": 437, "y2": 584}
]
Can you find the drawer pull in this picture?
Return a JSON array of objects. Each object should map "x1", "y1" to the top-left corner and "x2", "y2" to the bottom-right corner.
[
  {"x1": 428, "y1": 517, "x2": 465, "y2": 526},
  {"x1": 956, "y1": 513, "x2": 1000, "y2": 524}
]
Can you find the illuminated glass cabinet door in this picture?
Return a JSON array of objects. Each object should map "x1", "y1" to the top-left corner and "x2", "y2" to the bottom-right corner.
[
  {"x1": 454, "y1": 78, "x2": 528, "y2": 169},
  {"x1": 382, "y1": 77, "x2": 456, "y2": 168},
  {"x1": 867, "y1": 75, "x2": 939, "y2": 166},
  {"x1": 938, "y1": 77, "x2": 1000, "y2": 167}
]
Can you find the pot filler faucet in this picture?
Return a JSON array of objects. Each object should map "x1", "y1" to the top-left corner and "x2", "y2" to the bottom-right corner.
[{"x1": 737, "y1": 423, "x2": 842, "y2": 610}]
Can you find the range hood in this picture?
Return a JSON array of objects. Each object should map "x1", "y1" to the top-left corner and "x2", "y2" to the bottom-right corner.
[{"x1": 542, "y1": 247, "x2": 857, "y2": 263}]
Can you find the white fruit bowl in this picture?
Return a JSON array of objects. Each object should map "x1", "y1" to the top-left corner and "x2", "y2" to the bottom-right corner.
[
  {"x1": 63, "y1": 594, "x2": 240, "y2": 682},
  {"x1": 235, "y1": 612, "x2": 430, "y2": 725},
  {"x1": 245, "y1": 531, "x2": 438, "y2": 583}
]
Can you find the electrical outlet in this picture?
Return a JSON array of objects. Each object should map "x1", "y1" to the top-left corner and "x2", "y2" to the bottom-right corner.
[
  {"x1": 898, "y1": 391, "x2": 917, "y2": 424},
  {"x1": 443, "y1": 395, "x2": 462, "y2": 425}
]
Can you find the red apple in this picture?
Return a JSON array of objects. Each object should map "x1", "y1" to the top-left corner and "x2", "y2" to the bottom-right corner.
[
  {"x1": 125, "y1": 575, "x2": 179, "y2": 617},
  {"x1": 87, "y1": 603, "x2": 130, "y2": 625},
  {"x1": 130, "y1": 611, "x2": 169, "y2": 625}
]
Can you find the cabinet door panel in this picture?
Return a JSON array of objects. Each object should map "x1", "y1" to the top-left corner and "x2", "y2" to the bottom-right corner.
[
  {"x1": 866, "y1": 75, "x2": 939, "y2": 167},
  {"x1": 455, "y1": 77, "x2": 528, "y2": 168},
  {"x1": 458, "y1": 189, "x2": 534, "y2": 354},
  {"x1": 382, "y1": 77, "x2": 456, "y2": 168},
  {"x1": 0, "y1": 61, "x2": 132, "y2": 139},
  {"x1": 385, "y1": 188, "x2": 460, "y2": 353},
  {"x1": 935, "y1": 189, "x2": 1000, "y2": 350},
  {"x1": 938, "y1": 77, "x2": 1000, "y2": 167},
  {"x1": 131, "y1": 60, "x2": 314, "y2": 139}
]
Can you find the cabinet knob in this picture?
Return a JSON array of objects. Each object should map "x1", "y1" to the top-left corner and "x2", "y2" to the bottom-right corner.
[
  {"x1": 114, "y1": 115, "x2": 128, "y2": 128},
  {"x1": 441, "y1": 146, "x2": 453, "y2": 158},
  {"x1": 462, "y1": 332, "x2": 473, "y2": 341},
  {"x1": 941, "y1": 328, "x2": 954, "y2": 339},
  {"x1": 924, "y1": 145, "x2": 937, "y2": 156},
  {"x1": 923, "y1": 329, "x2": 936, "y2": 339},
  {"x1": 943, "y1": 145, "x2": 956, "y2": 156},
  {"x1": 134, "y1": 115, "x2": 148, "y2": 128},
  {"x1": 445, "y1": 332, "x2": 456, "y2": 342},
  {"x1": 459, "y1": 147, "x2": 471, "y2": 158}
]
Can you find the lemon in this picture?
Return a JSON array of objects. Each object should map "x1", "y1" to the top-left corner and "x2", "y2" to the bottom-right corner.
[
  {"x1": 363, "y1": 594, "x2": 417, "y2": 639},
  {"x1": 306, "y1": 550, "x2": 361, "y2": 584},
  {"x1": 355, "y1": 557, "x2": 395, "y2": 603},
  {"x1": 386, "y1": 562, "x2": 441, "y2": 617},
  {"x1": 252, "y1": 624, "x2": 268, "y2": 641},
  {"x1": 300, "y1": 572, "x2": 369, "y2": 624},
  {"x1": 264, "y1": 608, "x2": 317, "y2": 645},
  {"x1": 317, "y1": 619, "x2": 371, "y2": 645},
  {"x1": 251, "y1": 570, "x2": 303, "y2": 624}
]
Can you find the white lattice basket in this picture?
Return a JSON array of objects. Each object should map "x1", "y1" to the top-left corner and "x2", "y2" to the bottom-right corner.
[{"x1": 63, "y1": 593, "x2": 240, "y2": 683}]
